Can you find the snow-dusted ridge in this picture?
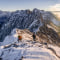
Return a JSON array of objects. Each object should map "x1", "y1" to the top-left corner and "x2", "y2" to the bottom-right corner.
[
  {"x1": 0, "y1": 42, "x2": 60, "y2": 60},
  {"x1": 0, "y1": 28, "x2": 60, "y2": 60}
]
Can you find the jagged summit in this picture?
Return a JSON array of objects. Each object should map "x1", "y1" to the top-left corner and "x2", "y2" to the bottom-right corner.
[
  {"x1": 0, "y1": 8, "x2": 48, "y2": 41},
  {"x1": 0, "y1": 8, "x2": 60, "y2": 46}
]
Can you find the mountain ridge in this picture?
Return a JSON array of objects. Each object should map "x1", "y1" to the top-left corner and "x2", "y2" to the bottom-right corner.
[{"x1": 0, "y1": 8, "x2": 60, "y2": 47}]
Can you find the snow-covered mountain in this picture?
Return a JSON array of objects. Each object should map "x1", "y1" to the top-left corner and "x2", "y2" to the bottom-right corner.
[
  {"x1": 0, "y1": 8, "x2": 60, "y2": 60},
  {"x1": 0, "y1": 28, "x2": 60, "y2": 60},
  {"x1": 0, "y1": 8, "x2": 60, "y2": 42}
]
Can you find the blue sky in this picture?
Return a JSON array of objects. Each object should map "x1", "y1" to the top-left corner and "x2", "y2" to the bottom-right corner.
[{"x1": 0, "y1": 0, "x2": 60, "y2": 11}]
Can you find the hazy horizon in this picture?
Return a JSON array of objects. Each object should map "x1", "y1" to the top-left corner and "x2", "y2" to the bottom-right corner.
[{"x1": 0, "y1": 0, "x2": 60, "y2": 11}]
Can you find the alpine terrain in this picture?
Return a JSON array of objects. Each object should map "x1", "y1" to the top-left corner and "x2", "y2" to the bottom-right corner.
[{"x1": 0, "y1": 8, "x2": 60, "y2": 60}]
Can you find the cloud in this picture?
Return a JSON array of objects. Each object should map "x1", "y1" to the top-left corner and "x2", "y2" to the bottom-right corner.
[{"x1": 48, "y1": 4, "x2": 60, "y2": 11}]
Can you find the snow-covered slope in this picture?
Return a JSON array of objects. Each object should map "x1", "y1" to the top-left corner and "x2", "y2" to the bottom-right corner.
[
  {"x1": 0, "y1": 28, "x2": 60, "y2": 60},
  {"x1": 0, "y1": 41, "x2": 60, "y2": 60}
]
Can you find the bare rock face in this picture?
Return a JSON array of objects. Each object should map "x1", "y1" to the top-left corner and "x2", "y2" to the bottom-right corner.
[{"x1": 36, "y1": 26, "x2": 60, "y2": 46}]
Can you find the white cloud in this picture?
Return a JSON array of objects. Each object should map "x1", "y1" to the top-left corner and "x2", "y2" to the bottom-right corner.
[{"x1": 48, "y1": 4, "x2": 60, "y2": 11}]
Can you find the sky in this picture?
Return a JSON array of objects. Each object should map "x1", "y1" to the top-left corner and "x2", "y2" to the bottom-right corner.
[{"x1": 0, "y1": 0, "x2": 60, "y2": 11}]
